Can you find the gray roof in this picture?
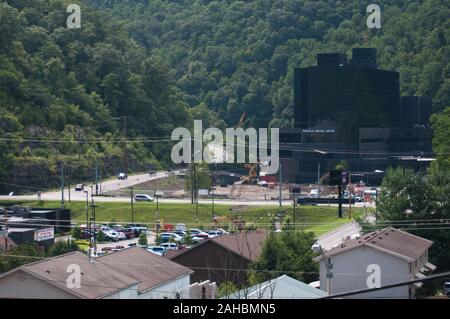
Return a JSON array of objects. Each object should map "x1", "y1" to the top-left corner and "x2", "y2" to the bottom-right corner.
[
  {"x1": 315, "y1": 227, "x2": 433, "y2": 262},
  {"x1": 225, "y1": 275, "x2": 327, "y2": 299},
  {"x1": 0, "y1": 247, "x2": 193, "y2": 299}
]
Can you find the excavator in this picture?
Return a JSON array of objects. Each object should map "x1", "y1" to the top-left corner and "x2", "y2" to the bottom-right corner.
[{"x1": 233, "y1": 111, "x2": 262, "y2": 185}]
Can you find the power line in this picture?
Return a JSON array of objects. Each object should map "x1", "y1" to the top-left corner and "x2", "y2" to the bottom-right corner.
[{"x1": 321, "y1": 271, "x2": 450, "y2": 299}]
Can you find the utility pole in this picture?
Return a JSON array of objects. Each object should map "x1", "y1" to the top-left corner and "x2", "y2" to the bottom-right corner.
[
  {"x1": 84, "y1": 191, "x2": 89, "y2": 227},
  {"x1": 68, "y1": 182, "x2": 71, "y2": 203},
  {"x1": 293, "y1": 197, "x2": 296, "y2": 230},
  {"x1": 130, "y1": 187, "x2": 134, "y2": 224},
  {"x1": 338, "y1": 183, "x2": 343, "y2": 218},
  {"x1": 60, "y1": 163, "x2": 65, "y2": 207},
  {"x1": 3, "y1": 208, "x2": 8, "y2": 253},
  {"x1": 211, "y1": 184, "x2": 215, "y2": 224},
  {"x1": 77, "y1": 126, "x2": 81, "y2": 160},
  {"x1": 278, "y1": 163, "x2": 282, "y2": 208},
  {"x1": 95, "y1": 162, "x2": 99, "y2": 196},
  {"x1": 123, "y1": 116, "x2": 129, "y2": 177},
  {"x1": 348, "y1": 173, "x2": 352, "y2": 220},
  {"x1": 317, "y1": 162, "x2": 320, "y2": 191}
]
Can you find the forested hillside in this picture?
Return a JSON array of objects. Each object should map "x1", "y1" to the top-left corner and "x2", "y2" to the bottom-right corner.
[
  {"x1": 0, "y1": 0, "x2": 448, "y2": 193},
  {"x1": 86, "y1": 0, "x2": 449, "y2": 128},
  {"x1": 0, "y1": 0, "x2": 191, "y2": 193}
]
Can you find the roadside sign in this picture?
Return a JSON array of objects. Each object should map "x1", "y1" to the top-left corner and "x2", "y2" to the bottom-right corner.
[{"x1": 34, "y1": 228, "x2": 54, "y2": 242}]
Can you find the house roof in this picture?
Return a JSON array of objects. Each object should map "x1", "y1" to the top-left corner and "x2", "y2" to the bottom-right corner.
[
  {"x1": 225, "y1": 275, "x2": 327, "y2": 299},
  {"x1": 211, "y1": 230, "x2": 268, "y2": 261},
  {"x1": 167, "y1": 230, "x2": 268, "y2": 262},
  {"x1": 315, "y1": 227, "x2": 433, "y2": 262},
  {"x1": 0, "y1": 247, "x2": 193, "y2": 298},
  {"x1": 97, "y1": 246, "x2": 193, "y2": 293}
]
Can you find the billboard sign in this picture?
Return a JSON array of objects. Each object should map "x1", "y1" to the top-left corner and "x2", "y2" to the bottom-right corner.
[{"x1": 35, "y1": 228, "x2": 54, "y2": 242}]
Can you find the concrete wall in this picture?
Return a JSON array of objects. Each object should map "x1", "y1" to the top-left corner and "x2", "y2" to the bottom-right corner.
[
  {"x1": 319, "y1": 246, "x2": 411, "y2": 299},
  {"x1": 0, "y1": 270, "x2": 78, "y2": 299}
]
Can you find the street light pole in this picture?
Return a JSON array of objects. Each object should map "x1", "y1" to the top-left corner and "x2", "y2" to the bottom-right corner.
[
  {"x1": 130, "y1": 187, "x2": 134, "y2": 223},
  {"x1": 348, "y1": 173, "x2": 352, "y2": 220},
  {"x1": 84, "y1": 191, "x2": 88, "y2": 227},
  {"x1": 293, "y1": 197, "x2": 296, "y2": 230},
  {"x1": 278, "y1": 163, "x2": 282, "y2": 208}
]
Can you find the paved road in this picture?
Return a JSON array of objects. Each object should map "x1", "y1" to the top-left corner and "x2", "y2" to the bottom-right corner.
[
  {"x1": 1, "y1": 171, "x2": 170, "y2": 202},
  {"x1": 316, "y1": 221, "x2": 362, "y2": 251},
  {"x1": 0, "y1": 169, "x2": 375, "y2": 208}
]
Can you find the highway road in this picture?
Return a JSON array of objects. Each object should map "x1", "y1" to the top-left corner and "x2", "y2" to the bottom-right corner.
[{"x1": 0, "y1": 170, "x2": 376, "y2": 208}]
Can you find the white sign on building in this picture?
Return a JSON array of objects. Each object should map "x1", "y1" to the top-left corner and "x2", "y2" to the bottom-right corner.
[{"x1": 35, "y1": 228, "x2": 54, "y2": 242}]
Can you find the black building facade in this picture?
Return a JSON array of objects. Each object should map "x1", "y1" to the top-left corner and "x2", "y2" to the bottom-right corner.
[{"x1": 282, "y1": 48, "x2": 433, "y2": 183}]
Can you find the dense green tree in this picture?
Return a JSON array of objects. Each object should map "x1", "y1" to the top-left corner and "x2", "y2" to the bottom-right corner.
[{"x1": 248, "y1": 231, "x2": 318, "y2": 284}]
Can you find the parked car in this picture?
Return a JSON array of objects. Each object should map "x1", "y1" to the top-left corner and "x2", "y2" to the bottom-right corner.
[
  {"x1": 444, "y1": 282, "x2": 450, "y2": 296},
  {"x1": 130, "y1": 226, "x2": 148, "y2": 236},
  {"x1": 160, "y1": 243, "x2": 178, "y2": 251},
  {"x1": 116, "y1": 231, "x2": 126, "y2": 241},
  {"x1": 81, "y1": 229, "x2": 94, "y2": 239},
  {"x1": 75, "y1": 184, "x2": 84, "y2": 191},
  {"x1": 216, "y1": 229, "x2": 229, "y2": 235},
  {"x1": 207, "y1": 231, "x2": 221, "y2": 238},
  {"x1": 160, "y1": 232, "x2": 183, "y2": 243},
  {"x1": 103, "y1": 230, "x2": 119, "y2": 242},
  {"x1": 191, "y1": 233, "x2": 209, "y2": 244},
  {"x1": 176, "y1": 223, "x2": 187, "y2": 232},
  {"x1": 149, "y1": 170, "x2": 157, "y2": 175},
  {"x1": 172, "y1": 230, "x2": 186, "y2": 237},
  {"x1": 118, "y1": 173, "x2": 128, "y2": 180},
  {"x1": 134, "y1": 194, "x2": 154, "y2": 202},
  {"x1": 188, "y1": 228, "x2": 208, "y2": 236},
  {"x1": 147, "y1": 246, "x2": 165, "y2": 256},
  {"x1": 116, "y1": 228, "x2": 135, "y2": 239},
  {"x1": 309, "y1": 189, "x2": 320, "y2": 198}
]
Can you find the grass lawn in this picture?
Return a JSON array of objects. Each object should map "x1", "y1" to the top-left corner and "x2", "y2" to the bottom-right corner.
[
  {"x1": 1, "y1": 200, "x2": 365, "y2": 237},
  {"x1": 0, "y1": 200, "x2": 366, "y2": 281}
]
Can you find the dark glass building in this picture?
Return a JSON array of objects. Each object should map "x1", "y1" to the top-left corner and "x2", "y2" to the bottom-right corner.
[{"x1": 282, "y1": 48, "x2": 433, "y2": 183}]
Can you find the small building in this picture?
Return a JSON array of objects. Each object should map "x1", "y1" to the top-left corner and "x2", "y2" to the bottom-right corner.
[
  {"x1": 167, "y1": 230, "x2": 268, "y2": 287},
  {"x1": 0, "y1": 206, "x2": 71, "y2": 234},
  {"x1": 224, "y1": 275, "x2": 328, "y2": 299},
  {"x1": 315, "y1": 227, "x2": 435, "y2": 299},
  {"x1": 0, "y1": 247, "x2": 193, "y2": 299}
]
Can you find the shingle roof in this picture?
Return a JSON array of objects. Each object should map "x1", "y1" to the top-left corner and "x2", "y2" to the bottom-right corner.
[
  {"x1": 1, "y1": 247, "x2": 193, "y2": 298},
  {"x1": 97, "y1": 246, "x2": 193, "y2": 293},
  {"x1": 316, "y1": 227, "x2": 433, "y2": 262},
  {"x1": 21, "y1": 251, "x2": 138, "y2": 299},
  {"x1": 225, "y1": 275, "x2": 327, "y2": 299},
  {"x1": 166, "y1": 230, "x2": 268, "y2": 262},
  {"x1": 211, "y1": 230, "x2": 268, "y2": 261}
]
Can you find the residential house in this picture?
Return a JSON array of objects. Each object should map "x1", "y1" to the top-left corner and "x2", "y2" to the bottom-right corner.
[
  {"x1": 0, "y1": 247, "x2": 193, "y2": 299},
  {"x1": 167, "y1": 230, "x2": 268, "y2": 287},
  {"x1": 315, "y1": 227, "x2": 435, "y2": 299},
  {"x1": 224, "y1": 275, "x2": 328, "y2": 299}
]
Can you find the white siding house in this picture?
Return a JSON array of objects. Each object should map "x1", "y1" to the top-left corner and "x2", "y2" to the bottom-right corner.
[{"x1": 316, "y1": 227, "x2": 435, "y2": 299}]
